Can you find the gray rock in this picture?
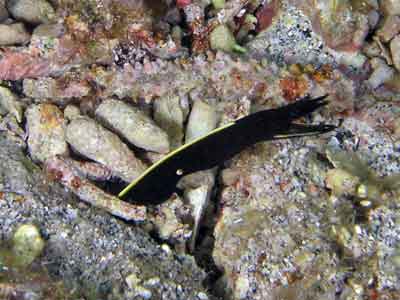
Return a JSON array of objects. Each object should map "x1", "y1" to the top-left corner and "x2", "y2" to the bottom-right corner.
[
  {"x1": 23, "y1": 78, "x2": 91, "y2": 104},
  {"x1": 185, "y1": 100, "x2": 218, "y2": 142},
  {"x1": 381, "y1": 0, "x2": 400, "y2": 16},
  {"x1": 63, "y1": 104, "x2": 81, "y2": 121},
  {"x1": 248, "y1": 3, "x2": 333, "y2": 66},
  {"x1": 0, "y1": 23, "x2": 30, "y2": 45},
  {"x1": 367, "y1": 57, "x2": 395, "y2": 89},
  {"x1": 7, "y1": 0, "x2": 55, "y2": 25},
  {"x1": 45, "y1": 156, "x2": 147, "y2": 222},
  {"x1": 0, "y1": 86, "x2": 23, "y2": 122},
  {"x1": 154, "y1": 94, "x2": 186, "y2": 149},
  {"x1": 95, "y1": 99, "x2": 170, "y2": 153},
  {"x1": 0, "y1": 114, "x2": 26, "y2": 147},
  {"x1": 184, "y1": 100, "x2": 218, "y2": 251},
  {"x1": 66, "y1": 116, "x2": 147, "y2": 182},
  {"x1": 185, "y1": 185, "x2": 210, "y2": 252},
  {"x1": 0, "y1": 133, "x2": 208, "y2": 300},
  {"x1": 25, "y1": 103, "x2": 69, "y2": 163},
  {"x1": 12, "y1": 224, "x2": 45, "y2": 267},
  {"x1": 212, "y1": 101, "x2": 400, "y2": 299},
  {"x1": 0, "y1": 0, "x2": 9, "y2": 22},
  {"x1": 32, "y1": 22, "x2": 64, "y2": 38},
  {"x1": 390, "y1": 35, "x2": 400, "y2": 72},
  {"x1": 149, "y1": 195, "x2": 192, "y2": 251},
  {"x1": 377, "y1": 15, "x2": 400, "y2": 42}
]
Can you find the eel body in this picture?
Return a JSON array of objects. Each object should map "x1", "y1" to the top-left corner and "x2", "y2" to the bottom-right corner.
[{"x1": 119, "y1": 95, "x2": 335, "y2": 204}]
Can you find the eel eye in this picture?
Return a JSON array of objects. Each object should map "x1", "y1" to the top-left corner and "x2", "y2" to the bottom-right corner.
[{"x1": 176, "y1": 169, "x2": 184, "y2": 175}]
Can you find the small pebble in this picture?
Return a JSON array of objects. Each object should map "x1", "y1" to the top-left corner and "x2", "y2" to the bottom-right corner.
[
  {"x1": 95, "y1": 99, "x2": 170, "y2": 153},
  {"x1": 7, "y1": 0, "x2": 55, "y2": 25},
  {"x1": 197, "y1": 292, "x2": 209, "y2": 300},
  {"x1": 12, "y1": 224, "x2": 45, "y2": 267},
  {"x1": 154, "y1": 95, "x2": 185, "y2": 149},
  {"x1": 63, "y1": 104, "x2": 81, "y2": 121},
  {"x1": 185, "y1": 185, "x2": 209, "y2": 251},
  {"x1": 367, "y1": 57, "x2": 394, "y2": 89},
  {"x1": 0, "y1": 0, "x2": 9, "y2": 22},
  {"x1": 125, "y1": 273, "x2": 141, "y2": 290},
  {"x1": 0, "y1": 23, "x2": 30, "y2": 46},
  {"x1": 0, "y1": 86, "x2": 23, "y2": 122},
  {"x1": 381, "y1": 0, "x2": 400, "y2": 16},
  {"x1": 377, "y1": 15, "x2": 400, "y2": 42},
  {"x1": 161, "y1": 243, "x2": 172, "y2": 255},
  {"x1": 185, "y1": 100, "x2": 218, "y2": 142},
  {"x1": 66, "y1": 116, "x2": 146, "y2": 182},
  {"x1": 25, "y1": 103, "x2": 69, "y2": 163},
  {"x1": 136, "y1": 286, "x2": 152, "y2": 299},
  {"x1": 390, "y1": 35, "x2": 400, "y2": 72},
  {"x1": 209, "y1": 24, "x2": 246, "y2": 53}
]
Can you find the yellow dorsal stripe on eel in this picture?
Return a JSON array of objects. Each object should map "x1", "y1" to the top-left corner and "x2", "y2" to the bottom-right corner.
[{"x1": 118, "y1": 121, "x2": 236, "y2": 198}]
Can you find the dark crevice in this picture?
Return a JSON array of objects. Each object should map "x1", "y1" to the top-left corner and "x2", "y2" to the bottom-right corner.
[{"x1": 192, "y1": 167, "x2": 227, "y2": 300}]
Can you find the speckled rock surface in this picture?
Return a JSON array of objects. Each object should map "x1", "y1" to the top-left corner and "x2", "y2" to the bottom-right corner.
[
  {"x1": 25, "y1": 103, "x2": 69, "y2": 163},
  {"x1": 212, "y1": 100, "x2": 400, "y2": 299},
  {"x1": 66, "y1": 116, "x2": 146, "y2": 183},
  {"x1": 23, "y1": 77, "x2": 91, "y2": 104},
  {"x1": 95, "y1": 99, "x2": 170, "y2": 154},
  {"x1": 0, "y1": 133, "x2": 209, "y2": 300},
  {"x1": 248, "y1": 1, "x2": 331, "y2": 66},
  {"x1": 0, "y1": 0, "x2": 399, "y2": 298},
  {"x1": 154, "y1": 94, "x2": 187, "y2": 150}
]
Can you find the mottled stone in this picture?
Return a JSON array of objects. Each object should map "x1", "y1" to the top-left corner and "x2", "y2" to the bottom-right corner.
[
  {"x1": 248, "y1": 2, "x2": 333, "y2": 66},
  {"x1": 25, "y1": 104, "x2": 69, "y2": 163},
  {"x1": 184, "y1": 100, "x2": 218, "y2": 251},
  {"x1": 149, "y1": 195, "x2": 192, "y2": 250},
  {"x1": 12, "y1": 224, "x2": 45, "y2": 267},
  {"x1": 7, "y1": 0, "x2": 55, "y2": 25},
  {"x1": 45, "y1": 156, "x2": 146, "y2": 222},
  {"x1": 185, "y1": 100, "x2": 218, "y2": 142},
  {"x1": 154, "y1": 95, "x2": 186, "y2": 150},
  {"x1": 63, "y1": 104, "x2": 81, "y2": 121},
  {"x1": 290, "y1": 0, "x2": 370, "y2": 52},
  {"x1": 0, "y1": 86, "x2": 23, "y2": 122},
  {"x1": 66, "y1": 116, "x2": 146, "y2": 182},
  {"x1": 31, "y1": 22, "x2": 64, "y2": 40},
  {"x1": 0, "y1": 0, "x2": 8, "y2": 22},
  {"x1": 23, "y1": 78, "x2": 91, "y2": 104},
  {"x1": 377, "y1": 15, "x2": 400, "y2": 42},
  {"x1": 381, "y1": 0, "x2": 400, "y2": 16},
  {"x1": 368, "y1": 57, "x2": 395, "y2": 89},
  {"x1": 95, "y1": 99, "x2": 170, "y2": 153},
  {"x1": 185, "y1": 185, "x2": 210, "y2": 251},
  {"x1": 0, "y1": 133, "x2": 208, "y2": 300},
  {"x1": 390, "y1": 35, "x2": 400, "y2": 72},
  {"x1": 0, "y1": 23, "x2": 30, "y2": 46}
]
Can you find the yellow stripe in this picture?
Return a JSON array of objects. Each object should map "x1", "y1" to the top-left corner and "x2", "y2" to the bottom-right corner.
[
  {"x1": 118, "y1": 121, "x2": 236, "y2": 198},
  {"x1": 273, "y1": 131, "x2": 323, "y2": 139}
]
